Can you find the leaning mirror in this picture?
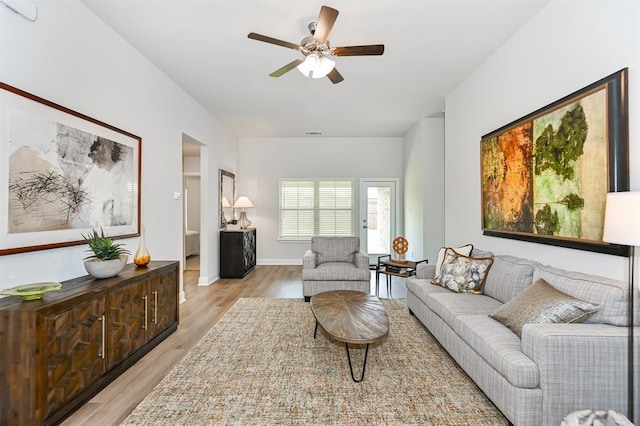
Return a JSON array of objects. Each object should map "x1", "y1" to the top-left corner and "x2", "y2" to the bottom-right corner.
[{"x1": 219, "y1": 169, "x2": 236, "y2": 228}]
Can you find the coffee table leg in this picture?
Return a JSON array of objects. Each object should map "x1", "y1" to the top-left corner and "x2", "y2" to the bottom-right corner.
[
  {"x1": 314, "y1": 321, "x2": 318, "y2": 339},
  {"x1": 345, "y1": 343, "x2": 370, "y2": 383}
]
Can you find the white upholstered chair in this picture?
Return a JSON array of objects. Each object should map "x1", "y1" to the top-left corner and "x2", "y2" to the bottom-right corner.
[{"x1": 302, "y1": 236, "x2": 371, "y2": 302}]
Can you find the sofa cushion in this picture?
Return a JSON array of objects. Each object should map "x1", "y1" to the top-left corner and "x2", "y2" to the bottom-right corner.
[
  {"x1": 483, "y1": 255, "x2": 540, "y2": 303},
  {"x1": 302, "y1": 262, "x2": 371, "y2": 281},
  {"x1": 470, "y1": 248, "x2": 494, "y2": 258},
  {"x1": 434, "y1": 244, "x2": 473, "y2": 280},
  {"x1": 432, "y1": 248, "x2": 494, "y2": 294},
  {"x1": 489, "y1": 278, "x2": 600, "y2": 337},
  {"x1": 454, "y1": 315, "x2": 540, "y2": 388},
  {"x1": 426, "y1": 292, "x2": 502, "y2": 327},
  {"x1": 533, "y1": 266, "x2": 629, "y2": 326},
  {"x1": 310, "y1": 236, "x2": 360, "y2": 264},
  {"x1": 406, "y1": 278, "x2": 451, "y2": 304}
]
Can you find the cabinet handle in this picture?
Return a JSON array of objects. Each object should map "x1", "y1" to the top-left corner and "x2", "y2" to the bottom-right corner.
[
  {"x1": 152, "y1": 290, "x2": 158, "y2": 324},
  {"x1": 98, "y1": 314, "x2": 105, "y2": 360},
  {"x1": 142, "y1": 295, "x2": 148, "y2": 330}
]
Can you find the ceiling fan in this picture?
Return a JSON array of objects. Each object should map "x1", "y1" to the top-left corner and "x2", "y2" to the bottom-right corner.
[{"x1": 247, "y1": 5, "x2": 384, "y2": 84}]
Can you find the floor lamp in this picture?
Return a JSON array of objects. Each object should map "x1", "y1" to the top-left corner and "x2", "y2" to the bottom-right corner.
[{"x1": 603, "y1": 191, "x2": 640, "y2": 423}]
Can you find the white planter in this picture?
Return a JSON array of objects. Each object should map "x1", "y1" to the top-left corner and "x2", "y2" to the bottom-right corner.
[{"x1": 84, "y1": 255, "x2": 128, "y2": 279}]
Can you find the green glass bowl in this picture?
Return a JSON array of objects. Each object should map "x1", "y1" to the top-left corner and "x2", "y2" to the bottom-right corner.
[{"x1": 0, "y1": 282, "x2": 62, "y2": 301}]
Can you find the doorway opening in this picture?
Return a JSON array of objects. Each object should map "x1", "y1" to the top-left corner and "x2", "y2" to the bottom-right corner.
[{"x1": 182, "y1": 134, "x2": 206, "y2": 300}]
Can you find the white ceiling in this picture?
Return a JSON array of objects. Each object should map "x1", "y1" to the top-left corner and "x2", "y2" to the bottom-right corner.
[{"x1": 81, "y1": 0, "x2": 550, "y2": 142}]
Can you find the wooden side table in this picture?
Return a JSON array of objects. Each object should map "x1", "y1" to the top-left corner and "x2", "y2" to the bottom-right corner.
[{"x1": 375, "y1": 255, "x2": 428, "y2": 297}]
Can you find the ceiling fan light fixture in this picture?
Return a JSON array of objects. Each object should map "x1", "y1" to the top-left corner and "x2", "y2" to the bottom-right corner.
[{"x1": 297, "y1": 53, "x2": 335, "y2": 79}]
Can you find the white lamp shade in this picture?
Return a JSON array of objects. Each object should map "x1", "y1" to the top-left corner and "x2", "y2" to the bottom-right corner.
[
  {"x1": 221, "y1": 196, "x2": 231, "y2": 208},
  {"x1": 603, "y1": 191, "x2": 640, "y2": 245},
  {"x1": 297, "y1": 53, "x2": 335, "y2": 79},
  {"x1": 233, "y1": 196, "x2": 254, "y2": 209}
]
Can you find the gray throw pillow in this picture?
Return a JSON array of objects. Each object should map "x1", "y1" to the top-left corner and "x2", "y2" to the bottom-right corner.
[{"x1": 490, "y1": 278, "x2": 600, "y2": 337}]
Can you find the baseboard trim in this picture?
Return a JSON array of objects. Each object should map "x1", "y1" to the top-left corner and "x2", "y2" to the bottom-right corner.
[{"x1": 257, "y1": 259, "x2": 302, "y2": 265}]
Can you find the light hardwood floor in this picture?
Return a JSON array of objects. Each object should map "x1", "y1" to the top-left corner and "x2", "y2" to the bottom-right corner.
[{"x1": 62, "y1": 257, "x2": 406, "y2": 425}]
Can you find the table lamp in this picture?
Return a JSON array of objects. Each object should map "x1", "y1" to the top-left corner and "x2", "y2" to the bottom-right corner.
[{"x1": 234, "y1": 196, "x2": 254, "y2": 229}]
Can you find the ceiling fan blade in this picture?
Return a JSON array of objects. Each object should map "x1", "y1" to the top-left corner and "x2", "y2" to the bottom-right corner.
[
  {"x1": 314, "y1": 6, "x2": 339, "y2": 44},
  {"x1": 248, "y1": 32, "x2": 300, "y2": 50},
  {"x1": 269, "y1": 58, "x2": 305, "y2": 77},
  {"x1": 332, "y1": 45, "x2": 385, "y2": 56},
  {"x1": 327, "y1": 68, "x2": 344, "y2": 84}
]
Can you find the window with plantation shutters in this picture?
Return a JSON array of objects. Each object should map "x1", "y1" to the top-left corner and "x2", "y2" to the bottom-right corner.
[{"x1": 279, "y1": 180, "x2": 355, "y2": 240}]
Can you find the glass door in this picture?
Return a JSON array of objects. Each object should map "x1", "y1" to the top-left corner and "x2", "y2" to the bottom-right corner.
[{"x1": 359, "y1": 180, "x2": 397, "y2": 264}]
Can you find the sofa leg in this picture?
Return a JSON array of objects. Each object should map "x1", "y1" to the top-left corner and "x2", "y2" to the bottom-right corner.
[
  {"x1": 304, "y1": 296, "x2": 311, "y2": 302},
  {"x1": 408, "y1": 308, "x2": 415, "y2": 316}
]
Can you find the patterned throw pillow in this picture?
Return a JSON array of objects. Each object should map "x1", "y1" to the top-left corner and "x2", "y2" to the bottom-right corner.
[
  {"x1": 431, "y1": 248, "x2": 493, "y2": 294},
  {"x1": 433, "y1": 244, "x2": 473, "y2": 281},
  {"x1": 490, "y1": 278, "x2": 600, "y2": 338}
]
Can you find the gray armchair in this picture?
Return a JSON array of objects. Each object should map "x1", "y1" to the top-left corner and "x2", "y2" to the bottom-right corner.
[{"x1": 302, "y1": 236, "x2": 371, "y2": 302}]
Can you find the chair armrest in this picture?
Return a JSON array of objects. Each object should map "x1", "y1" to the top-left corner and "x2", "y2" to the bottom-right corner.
[
  {"x1": 416, "y1": 263, "x2": 436, "y2": 279},
  {"x1": 303, "y1": 250, "x2": 317, "y2": 269},
  {"x1": 354, "y1": 251, "x2": 370, "y2": 269}
]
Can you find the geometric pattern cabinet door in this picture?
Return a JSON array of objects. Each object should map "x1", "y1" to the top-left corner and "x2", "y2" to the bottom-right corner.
[
  {"x1": 45, "y1": 297, "x2": 106, "y2": 419},
  {"x1": 243, "y1": 229, "x2": 257, "y2": 272},
  {"x1": 106, "y1": 280, "x2": 148, "y2": 370},
  {"x1": 148, "y1": 268, "x2": 178, "y2": 336}
]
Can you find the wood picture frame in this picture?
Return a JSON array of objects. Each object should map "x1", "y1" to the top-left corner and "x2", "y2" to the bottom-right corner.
[
  {"x1": 480, "y1": 68, "x2": 629, "y2": 256},
  {"x1": 0, "y1": 82, "x2": 141, "y2": 255}
]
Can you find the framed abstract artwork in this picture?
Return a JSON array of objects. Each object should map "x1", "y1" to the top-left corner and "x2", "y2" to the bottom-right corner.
[
  {"x1": 0, "y1": 82, "x2": 141, "y2": 255},
  {"x1": 480, "y1": 68, "x2": 629, "y2": 256}
]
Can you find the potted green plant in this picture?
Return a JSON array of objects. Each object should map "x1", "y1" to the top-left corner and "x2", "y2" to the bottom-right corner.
[{"x1": 82, "y1": 228, "x2": 130, "y2": 279}]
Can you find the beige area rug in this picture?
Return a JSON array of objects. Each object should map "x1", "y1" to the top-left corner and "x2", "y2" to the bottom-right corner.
[{"x1": 122, "y1": 298, "x2": 507, "y2": 425}]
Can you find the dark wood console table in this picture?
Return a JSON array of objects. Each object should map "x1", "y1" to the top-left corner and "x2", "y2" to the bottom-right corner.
[
  {"x1": 375, "y1": 255, "x2": 428, "y2": 297},
  {"x1": 0, "y1": 261, "x2": 179, "y2": 425}
]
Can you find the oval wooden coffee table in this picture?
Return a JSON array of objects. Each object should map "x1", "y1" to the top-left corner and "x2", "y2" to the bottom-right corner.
[{"x1": 310, "y1": 290, "x2": 389, "y2": 382}]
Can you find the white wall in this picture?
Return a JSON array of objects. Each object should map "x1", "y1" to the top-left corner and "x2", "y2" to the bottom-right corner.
[
  {"x1": 444, "y1": 0, "x2": 640, "y2": 281},
  {"x1": 183, "y1": 156, "x2": 201, "y2": 232},
  {"x1": 237, "y1": 137, "x2": 403, "y2": 264},
  {"x1": 0, "y1": 1, "x2": 237, "y2": 294},
  {"x1": 183, "y1": 157, "x2": 200, "y2": 174},
  {"x1": 403, "y1": 117, "x2": 445, "y2": 263},
  {"x1": 184, "y1": 176, "x2": 201, "y2": 232}
]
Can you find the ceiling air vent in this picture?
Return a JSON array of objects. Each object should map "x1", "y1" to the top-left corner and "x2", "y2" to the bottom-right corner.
[{"x1": 305, "y1": 131, "x2": 322, "y2": 136}]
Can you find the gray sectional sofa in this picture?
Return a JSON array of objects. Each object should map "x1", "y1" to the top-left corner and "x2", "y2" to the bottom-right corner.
[{"x1": 406, "y1": 248, "x2": 638, "y2": 426}]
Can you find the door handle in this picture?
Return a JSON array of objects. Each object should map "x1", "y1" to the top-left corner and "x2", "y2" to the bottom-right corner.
[
  {"x1": 98, "y1": 314, "x2": 105, "y2": 360},
  {"x1": 142, "y1": 295, "x2": 148, "y2": 330},
  {"x1": 152, "y1": 290, "x2": 158, "y2": 324}
]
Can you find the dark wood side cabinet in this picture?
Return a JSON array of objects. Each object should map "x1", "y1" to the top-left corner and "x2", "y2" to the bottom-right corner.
[
  {"x1": 0, "y1": 261, "x2": 179, "y2": 425},
  {"x1": 220, "y1": 228, "x2": 256, "y2": 278}
]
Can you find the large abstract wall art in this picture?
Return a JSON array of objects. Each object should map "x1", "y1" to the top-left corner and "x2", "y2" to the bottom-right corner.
[
  {"x1": 0, "y1": 82, "x2": 141, "y2": 255},
  {"x1": 480, "y1": 69, "x2": 629, "y2": 256}
]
